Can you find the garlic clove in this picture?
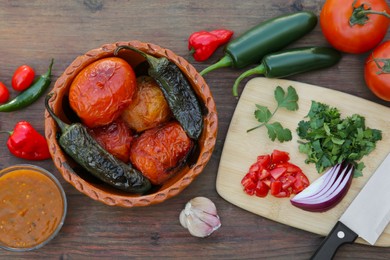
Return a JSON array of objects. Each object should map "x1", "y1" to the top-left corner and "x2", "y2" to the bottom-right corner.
[
  {"x1": 179, "y1": 209, "x2": 188, "y2": 228},
  {"x1": 180, "y1": 196, "x2": 221, "y2": 238}
]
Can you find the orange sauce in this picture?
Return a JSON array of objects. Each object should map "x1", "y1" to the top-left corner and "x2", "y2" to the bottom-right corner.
[{"x1": 0, "y1": 169, "x2": 64, "y2": 249}]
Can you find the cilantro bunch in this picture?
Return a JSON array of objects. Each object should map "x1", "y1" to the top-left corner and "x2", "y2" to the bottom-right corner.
[
  {"x1": 297, "y1": 101, "x2": 382, "y2": 177},
  {"x1": 247, "y1": 85, "x2": 298, "y2": 142}
]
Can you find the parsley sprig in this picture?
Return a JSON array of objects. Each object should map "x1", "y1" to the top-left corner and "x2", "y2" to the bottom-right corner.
[{"x1": 247, "y1": 86, "x2": 298, "y2": 142}]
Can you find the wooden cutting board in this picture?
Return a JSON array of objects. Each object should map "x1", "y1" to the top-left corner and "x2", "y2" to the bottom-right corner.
[{"x1": 216, "y1": 78, "x2": 390, "y2": 246}]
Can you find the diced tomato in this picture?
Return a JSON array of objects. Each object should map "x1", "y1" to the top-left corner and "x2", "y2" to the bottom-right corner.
[
  {"x1": 271, "y1": 150, "x2": 290, "y2": 164},
  {"x1": 257, "y1": 154, "x2": 271, "y2": 167},
  {"x1": 241, "y1": 150, "x2": 310, "y2": 199},
  {"x1": 270, "y1": 181, "x2": 282, "y2": 196},
  {"x1": 255, "y1": 181, "x2": 269, "y2": 197},
  {"x1": 258, "y1": 169, "x2": 270, "y2": 180},
  {"x1": 270, "y1": 167, "x2": 286, "y2": 180},
  {"x1": 293, "y1": 172, "x2": 310, "y2": 194}
]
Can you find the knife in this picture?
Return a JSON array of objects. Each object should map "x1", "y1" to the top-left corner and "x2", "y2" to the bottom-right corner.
[{"x1": 311, "y1": 152, "x2": 390, "y2": 260}]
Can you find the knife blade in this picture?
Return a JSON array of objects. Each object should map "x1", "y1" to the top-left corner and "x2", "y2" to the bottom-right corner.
[{"x1": 311, "y1": 152, "x2": 390, "y2": 260}]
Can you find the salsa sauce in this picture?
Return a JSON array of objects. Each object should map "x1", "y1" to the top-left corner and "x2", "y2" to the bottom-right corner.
[{"x1": 0, "y1": 168, "x2": 64, "y2": 249}]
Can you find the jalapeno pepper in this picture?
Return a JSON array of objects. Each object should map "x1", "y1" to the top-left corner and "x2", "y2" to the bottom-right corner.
[
  {"x1": 1, "y1": 121, "x2": 51, "y2": 160},
  {"x1": 0, "y1": 59, "x2": 53, "y2": 112},
  {"x1": 232, "y1": 47, "x2": 342, "y2": 96},
  {"x1": 200, "y1": 11, "x2": 317, "y2": 76},
  {"x1": 188, "y1": 29, "x2": 234, "y2": 61}
]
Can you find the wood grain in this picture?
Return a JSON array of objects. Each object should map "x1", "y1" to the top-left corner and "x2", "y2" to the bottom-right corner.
[
  {"x1": 216, "y1": 77, "x2": 390, "y2": 246},
  {"x1": 0, "y1": 0, "x2": 390, "y2": 259}
]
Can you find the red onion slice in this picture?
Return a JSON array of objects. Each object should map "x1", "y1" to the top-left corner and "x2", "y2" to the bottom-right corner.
[{"x1": 290, "y1": 162, "x2": 354, "y2": 212}]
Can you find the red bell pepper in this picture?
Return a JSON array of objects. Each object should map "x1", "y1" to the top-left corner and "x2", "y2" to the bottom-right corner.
[
  {"x1": 1, "y1": 121, "x2": 51, "y2": 160},
  {"x1": 188, "y1": 29, "x2": 233, "y2": 61}
]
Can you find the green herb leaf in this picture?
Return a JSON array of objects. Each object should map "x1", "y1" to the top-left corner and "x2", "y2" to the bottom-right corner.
[
  {"x1": 265, "y1": 122, "x2": 292, "y2": 142},
  {"x1": 254, "y1": 105, "x2": 272, "y2": 123},
  {"x1": 275, "y1": 86, "x2": 299, "y2": 111}
]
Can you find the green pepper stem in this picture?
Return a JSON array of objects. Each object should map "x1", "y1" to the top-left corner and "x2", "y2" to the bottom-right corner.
[
  {"x1": 199, "y1": 55, "x2": 233, "y2": 76},
  {"x1": 45, "y1": 93, "x2": 70, "y2": 133},
  {"x1": 114, "y1": 45, "x2": 161, "y2": 70},
  {"x1": 232, "y1": 64, "x2": 266, "y2": 97},
  {"x1": 0, "y1": 130, "x2": 12, "y2": 136}
]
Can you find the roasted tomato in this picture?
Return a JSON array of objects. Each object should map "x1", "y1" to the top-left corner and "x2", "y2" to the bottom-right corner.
[
  {"x1": 121, "y1": 76, "x2": 172, "y2": 132},
  {"x1": 364, "y1": 41, "x2": 390, "y2": 101},
  {"x1": 69, "y1": 57, "x2": 136, "y2": 128},
  {"x1": 130, "y1": 121, "x2": 193, "y2": 185},
  {"x1": 320, "y1": 0, "x2": 390, "y2": 54},
  {"x1": 88, "y1": 118, "x2": 133, "y2": 163}
]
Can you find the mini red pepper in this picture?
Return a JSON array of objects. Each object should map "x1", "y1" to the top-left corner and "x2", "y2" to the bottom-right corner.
[
  {"x1": 1, "y1": 121, "x2": 51, "y2": 160},
  {"x1": 188, "y1": 29, "x2": 234, "y2": 61}
]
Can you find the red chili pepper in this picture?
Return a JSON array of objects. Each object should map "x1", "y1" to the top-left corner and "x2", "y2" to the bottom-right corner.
[
  {"x1": 188, "y1": 29, "x2": 234, "y2": 61},
  {"x1": 1, "y1": 121, "x2": 51, "y2": 160}
]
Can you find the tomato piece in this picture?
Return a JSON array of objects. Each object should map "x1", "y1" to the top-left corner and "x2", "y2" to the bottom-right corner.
[
  {"x1": 258, "y1": 169, "x2": 270, "y2": 180},
  {"x1": 256, "y1": 154, "x2": 271, "y2": 167},
  {"x1": 293, "y1": 172, "x2": 310, "y2": 194},
  {"x1": 270, "y1": 167, "x2": 286, "y2": 180},
  {"x1": 255, "y1": 181, "x2": 269, "y2": 197},
  {"x1": 0, "y1": 82, "x2": 10, "y2": 104},
  {"x1": 271, "y1": 150, "x2": 290, "y2": 164},
  {"x1": 279, "y1": 175, "x2": 296, "y2": 190},
  {"x1": 364, "y1": 41, "x2": 390, "y2": 101},
  {"x1": 270, "y1": 181, "x2": 282, "y2": 196},
  {"x1": 12, "y1": 65, "x2": 35, "y2": 91},
  {"x1": 320, "y1": 0, "x2": 390, "y2": 54}
]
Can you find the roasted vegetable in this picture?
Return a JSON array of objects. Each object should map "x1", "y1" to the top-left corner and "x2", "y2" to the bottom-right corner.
[
  {"x1": 45, "y1": 94, "x2": 151, "y2": 194},
  {"x1": 121, "y1": 76, "x2": 172, "y2": 132},
  {"x1": 88, "y1": 118, "x2": 133, "y2": 163},
  {"x1": 69, "y1": 57, "x2": 137, "y2": 128},
  {"x1": 114, "y1": 46, "x2": 203, "y2": 140},
  {"x1": 130, "y1": 121, "x2": 193, "y2": 185}
]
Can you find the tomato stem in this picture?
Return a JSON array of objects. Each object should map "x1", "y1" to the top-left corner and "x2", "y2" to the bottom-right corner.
[
  {"x1": 372, "y1": 58, "x2": 390, "y2": 75},
  {"x1": 350, "y1": 0, "x2": 390, "y2": 26}
]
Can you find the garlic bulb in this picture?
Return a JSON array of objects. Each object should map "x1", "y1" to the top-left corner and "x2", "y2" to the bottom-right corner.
[{"x1": 179, "y1": 197, "x2": 221, "y2": 237}]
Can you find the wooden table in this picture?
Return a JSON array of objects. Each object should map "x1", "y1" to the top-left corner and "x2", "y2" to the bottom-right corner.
[{"x1": 1, "y1": 1, "x2": 390, "y2": 259}]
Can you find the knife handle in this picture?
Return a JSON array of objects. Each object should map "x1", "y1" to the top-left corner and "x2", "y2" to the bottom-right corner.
[{"x1": 310, "y1": 221, "x2": 358, "y2": 260}]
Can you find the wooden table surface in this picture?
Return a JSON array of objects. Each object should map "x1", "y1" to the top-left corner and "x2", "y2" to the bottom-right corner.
[{"x1": 1, "y1": 1, "x2": 390, "y2": 259}]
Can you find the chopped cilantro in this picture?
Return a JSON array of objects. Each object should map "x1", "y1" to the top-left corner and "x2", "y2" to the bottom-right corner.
[{"x1": 297, "y1": 101, "x2": 382, "y2": 177}]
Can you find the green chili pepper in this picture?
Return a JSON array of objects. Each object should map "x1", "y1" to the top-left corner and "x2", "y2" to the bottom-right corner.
[
  {"x1": 114, "y1": 45, "x2": 203, "y2": 140},
  {"x1": 45, "y1": 93, "x2": 152, "y2": 194},
  {"x1": 232, "y1": 47, "x2": 342, "y2": 96},
  {"x1": 0, "y1": 59, "x2": 53, "y2": 112},
  {"x1": 200, "y1": 11, "x2": 317, "y2": 76}
]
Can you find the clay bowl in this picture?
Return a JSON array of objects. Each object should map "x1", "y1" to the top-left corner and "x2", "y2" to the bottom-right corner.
[{"x1": 44, "y1": 41, "x2": 217, "y2": 207}]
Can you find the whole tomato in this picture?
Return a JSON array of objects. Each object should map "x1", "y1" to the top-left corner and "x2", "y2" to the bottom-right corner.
[
  {"x1": 0, "y1": 82, "x2": 10, "y2": 103},
  {"x1": 69, "y1": 57, "x2": 136, "y2": 128},
  {"x1": 12, "y1": 65, "x2": 35, "y2": 91},
  {"x1": 320, "y1": 0, "x2": 390, "y2": 54},
  {"x1": 364, "y1": 41, "x2": 390, "y2": 101},
  {"x1": 130, "y1": 121, "x2": 193, "y2": 185}
]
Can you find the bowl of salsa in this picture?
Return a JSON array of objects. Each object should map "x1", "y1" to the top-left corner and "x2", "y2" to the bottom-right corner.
[{"x1": 0, "y1": 164, "x2": 67, "y2": 251}]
